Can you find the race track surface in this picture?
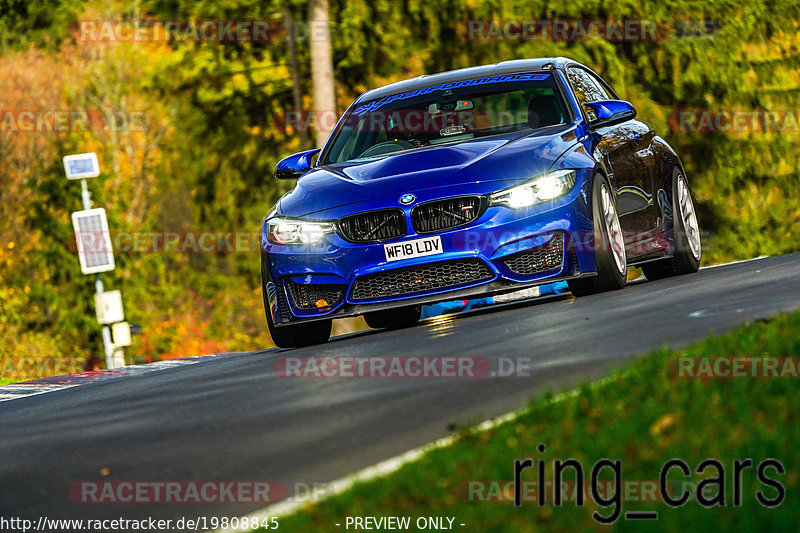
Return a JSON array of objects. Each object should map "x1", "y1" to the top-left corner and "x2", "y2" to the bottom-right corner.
[{"x1": 2, "y1": 253, "x2": 799, "y2": 523}]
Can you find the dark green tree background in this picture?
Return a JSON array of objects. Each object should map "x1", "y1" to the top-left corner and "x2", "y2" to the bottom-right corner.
[{"x1": 0, "y1": 0, "x2": 798, "y2": 369}]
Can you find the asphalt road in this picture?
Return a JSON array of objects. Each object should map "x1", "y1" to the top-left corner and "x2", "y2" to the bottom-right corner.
[{"x1": 2, "y1": 253, "x2": 799, "y2": 526}]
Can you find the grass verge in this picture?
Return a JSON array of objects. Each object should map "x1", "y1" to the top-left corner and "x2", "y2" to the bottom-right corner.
[
  {"x1": 0, "y1": 377, "x2": 20, "y2": 386},
  {"x1": 266, "y1": 311, "x2": 800, "y2": 532}
]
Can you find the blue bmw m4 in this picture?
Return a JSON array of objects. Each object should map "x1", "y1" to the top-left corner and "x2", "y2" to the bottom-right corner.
[{"x1": 261, "y1": 57, "x2": 702, "y2": 347}]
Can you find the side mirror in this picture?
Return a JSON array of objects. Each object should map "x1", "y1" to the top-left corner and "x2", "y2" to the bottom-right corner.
[
  {"x1": 275, "y1": 149, "x2": 321, "y2": 180},
  {"x1": 585, "y1": 100, "x2": 636, "y2": 129}
]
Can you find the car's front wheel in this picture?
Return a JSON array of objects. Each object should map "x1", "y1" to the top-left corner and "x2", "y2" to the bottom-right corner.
[
  {"x1": 642, "y1": 168, "x2": 701, "y2": 281},
  {"x1": 266, "y1": 309, "x2": 331, "y2": 348},
  {"x1": 568, "y1": 174, "x2": 627, "y2": 297},
  {"x1": 364, "y1": 305, "x2": 421, "y2": 330},
  {"x1": 261, "y1": 265, "x2": 331, "y2": 348}
]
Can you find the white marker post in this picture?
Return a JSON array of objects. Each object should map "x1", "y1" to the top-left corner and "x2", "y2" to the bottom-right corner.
[{"x1": 64, "y1": 153, "x2": 125, "y2": 369}]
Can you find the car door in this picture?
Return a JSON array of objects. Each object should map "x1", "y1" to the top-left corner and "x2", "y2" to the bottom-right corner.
[{"x1": 565, "y1": 66, "x2": 662, "y2": 260}]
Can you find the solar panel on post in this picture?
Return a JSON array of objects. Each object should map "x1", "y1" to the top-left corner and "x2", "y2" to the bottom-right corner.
[{"x1": 71, "y1": 208, "x2": 115, "y2": 275}]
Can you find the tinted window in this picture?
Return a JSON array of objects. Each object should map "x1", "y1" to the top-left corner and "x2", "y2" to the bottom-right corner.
[
  {"x1": 324, "y1": 73, "x2": 569, "y2": 164},
  {"x1": 567, "y1": 67, "x2": 612, "y2": 120}
]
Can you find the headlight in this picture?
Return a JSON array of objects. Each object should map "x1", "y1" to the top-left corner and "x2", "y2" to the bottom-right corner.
[
  {"x1": 267, "y1": 217, "x2": 334, "y2": 245},
  {"x1": 489, "y1": 170, "x2": 577, "y2": 209}
]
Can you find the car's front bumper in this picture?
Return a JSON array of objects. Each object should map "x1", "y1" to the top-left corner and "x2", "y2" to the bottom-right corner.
[{"x1": 262, "y1": 175, "x2": 596, "y2": 326}]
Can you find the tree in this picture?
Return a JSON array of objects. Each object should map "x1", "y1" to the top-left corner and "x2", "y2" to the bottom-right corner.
[
  {"x1": 308, "y1": 0, "x2": 337, "y2": 148},
  {"x1": 284, "y1": 7, "x2": 310, "y2": 150}
]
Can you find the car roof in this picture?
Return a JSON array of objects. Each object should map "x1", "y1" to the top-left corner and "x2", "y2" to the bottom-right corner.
[{"x1": 354, "y1": 57, "x2": 578, "y2": 104}]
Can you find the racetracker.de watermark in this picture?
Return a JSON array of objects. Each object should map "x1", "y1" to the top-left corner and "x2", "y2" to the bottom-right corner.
[
  {"x1": 273, "y1": 356, "x2": 491, "y2": 378},
  {"x1": 669, "y1": 356, "x2": 800, "y2": 379},
  {"x1": 74, "y1": 19, "x2": 333, "y2": 43},
  {"x1": 68, "y1": 228, "x2": 685, "y2": 256},
  {"x1": 459, "y1": 18, "x2": 716, "y2": 42},
  {"x1": 1, "y1": 356, "x2": 84, "y2": 379},
  {"x1": 460, "y1": 479, "x2": 673, "y2": 503},
  {"x1": 0, "y1": 109, "x2": 148, "y2": 132},
  {"x1": 669, "y1": 109, "x2": 800, "y2": 133},
  {"x1": 69, "y1": 481, "x2": 286, "y2": 504},
  {"x1": 70, "y1": 231, "x2": 263, "y2": 254},
  {"x1": 274, "y1": 109, "x2": 528, "y2": 134}
]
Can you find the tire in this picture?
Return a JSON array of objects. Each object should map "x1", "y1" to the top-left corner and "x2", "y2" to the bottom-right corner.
[
  {"x1": 266, "y1": 308, "x2": 331, "y2": 348},
  {"x1": 567, "y1": 174, "x2": 627, "y2": 296},
  {"x1": 364, "y1": 305, "x2": 422, "y2": 330},
  {"x1": 261, "y1": 264, "x2": 331, "y2": 348},
  {"x1": 642, "y1": 168, "x2": 701, "y2": 281}
]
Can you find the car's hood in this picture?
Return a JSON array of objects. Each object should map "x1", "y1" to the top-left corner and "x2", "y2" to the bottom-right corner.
[{"x1": 278, "y1": 126, "x2": 578, "y2": 217}]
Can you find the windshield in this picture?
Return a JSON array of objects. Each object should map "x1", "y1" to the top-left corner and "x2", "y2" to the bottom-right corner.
[{"x1": 323, "y1": 72, "x2": 569, "y2": 164}]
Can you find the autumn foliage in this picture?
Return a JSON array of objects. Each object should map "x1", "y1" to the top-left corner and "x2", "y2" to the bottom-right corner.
[{"x1": 1, "y1": 0, "x2": 798, "y2": 378}]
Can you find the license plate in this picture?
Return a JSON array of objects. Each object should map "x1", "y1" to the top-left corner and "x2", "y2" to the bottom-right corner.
[{"x1": 384, "y1": 236, "x2": 443, "y2": 262}]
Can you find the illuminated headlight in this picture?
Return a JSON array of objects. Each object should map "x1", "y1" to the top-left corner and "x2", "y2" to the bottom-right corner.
[
  {"x1": 489, "y1": 170, "x2": 577, "y2": 209},
  {"x1": 267, "y1": 217, "x2": 334, "y2": 245}
]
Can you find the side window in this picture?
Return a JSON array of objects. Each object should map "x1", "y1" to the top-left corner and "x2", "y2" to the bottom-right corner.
[
  {"x1": 566, "y1": 67, "x2": 611, "y2": 120},
  {"x1": 587, "y1": 71, "x2": 615, "y2": 100}
]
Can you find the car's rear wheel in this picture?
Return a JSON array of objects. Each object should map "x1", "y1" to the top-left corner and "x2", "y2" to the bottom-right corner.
[
  {"x1": 261, "y1": 266, "x2": 331, "y2": 348},
  {"x1": 568, "y1": 174, "x2": 627, "y2": 297},
  {"x1": 364, "y1": 305, "x2": 422, "y2": 330},
  {"x1": 642, "y1": 168, "x2": 701, "y2": 281}
]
